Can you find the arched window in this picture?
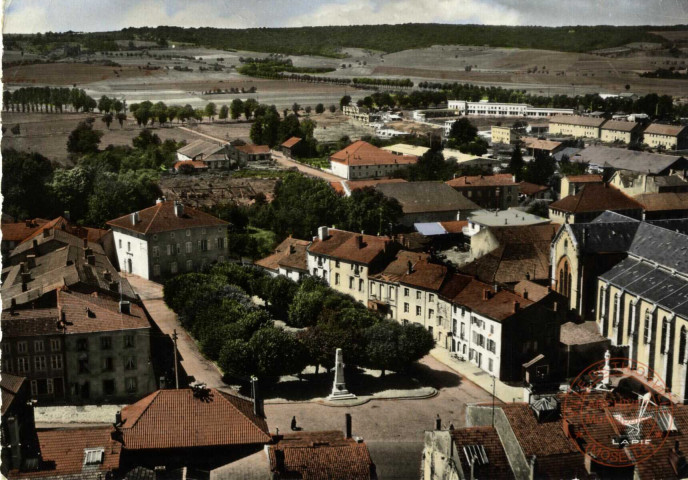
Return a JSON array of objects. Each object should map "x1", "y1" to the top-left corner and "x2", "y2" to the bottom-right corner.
[
  {"x1": 661, "y1": 317, "x2": 670, "y2": 354},
  {"x1": 679, "y1": 326, "x2": 687, "y2": 365},
  {"x1": 644, "y1": 311, "x2": 652, "y2": 344}
]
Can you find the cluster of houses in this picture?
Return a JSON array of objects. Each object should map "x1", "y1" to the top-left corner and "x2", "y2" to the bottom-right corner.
[{"x1": 173, "y1": 138, "x2": 272, "y2": 173}]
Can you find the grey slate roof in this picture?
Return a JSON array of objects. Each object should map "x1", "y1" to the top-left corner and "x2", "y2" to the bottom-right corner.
[
  {"x1": 600, "y1": 257, "x2": 688, "y2": 318},
  {"x1": 571, "y1": 145, "x2": 686, "y2": 174},
  {"x1": 553, "y1": 147, "x2": 582, "y2": 162},
  {"x1": 628, "y1": 222, "x2": 688, "y2": 274},
  {"x1": 177, "y1": 140, "x2": 226, "y2": 159},
  {"x1": 376, "y1": 181, "x2": 480, "y2": 214},
  {"x1": 567, "y1": 222, "x2": 639, "y2": 253}
]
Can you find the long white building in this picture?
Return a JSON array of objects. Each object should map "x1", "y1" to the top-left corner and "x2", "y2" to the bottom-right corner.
[{"x1": 447, "y1": 100, "x2": 574, "y2": 119}]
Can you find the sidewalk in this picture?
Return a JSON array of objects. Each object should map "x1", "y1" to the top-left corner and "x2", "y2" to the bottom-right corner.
[{"x1": 430, "y1": 348, "x2": 524, "y2": 403}]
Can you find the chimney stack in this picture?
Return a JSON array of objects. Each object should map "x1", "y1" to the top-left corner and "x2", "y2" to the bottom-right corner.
[
  {"x1": 86, "y1": 255, "x2": 96, "y2": 266},
  {"x1": 289, "y1": 244, "x2": 295, "y2": 254},
  {"x1": 356, "y1": 235, "x2": 363, "y2": 249},
  {"x1": 317, "y1": 226, "x2": 329, "y2": 241},
  {"x1": 43, "y1": 228, "x2": 50, "y2": 238},
  {"x1": 407, "y1": 260, "x2": 413, "y2": 275},
  {"x1": 83, "y1": 238, "x2": 88, "y2": 249},
  {"x1": 103, "y1": 271, "x2": 112, "y2": 282},
  {"x1": 513, "y1": 301, "x2": 520, "y2": 313},
  {"x1": 20, "y1": 261, "x2": 27, "y2": 273},
  {"x1": 10, "y1": 299, "x2": 16, "y2": 314},
  {"x1": 435, "y1": 415, "x2": 442, "y2": 431},
  {"x1": 21, "y1": 272, "x2": 31, "y2": 285},
  {"x1": 119, "y1": 300, "x2": 131, "y2": 315},
  {"x1": 483, "y1": 289, "x2": 490, "y2": 301},
  {"x1": 131, "y1": 212, "x2": 139, "y2": 225},
  {"x1": 553, "y1": 301, "x2": 558, "y2": 312},
  {"x1": 26, "y1": 255, "x2": 36, "y2": 269},
  {"x1": 32, "y1": 239, "x2": 38, "y2": 251},
  {"x1": 251, "y1": 377, "x2": 264, "y2": 417},
  {"x1": 174, "y1": 202, "x2": 184, "y2": 217},
  {"x1": 345, "y1": 413, "x2": 352, "y2": 439}
]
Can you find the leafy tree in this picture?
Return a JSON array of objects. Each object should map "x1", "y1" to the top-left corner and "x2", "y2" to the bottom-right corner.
[
  {"x1": 67, "y1": 121, "x2": 103, "y2": 156},
  {"x1": 341, "y1": 187, "x2": 402, "y2": 235},
  {"x1": 558, "y1": 154, "x2": 588, "y2": 176},
  {"x1": 329, "y1": 104, "x2": 336, "y2": 113},
  {"x1": 112, "y1": 99, "x2": 124, "y2": 113},
  {"x1": 102, "y1": 113, "x2": 113, "y2": 129},
  {"x1": 278, "y1": 114, "x2": 301, "y2": 144},
  {"x1": 508, "y1": 143, "x2": 526, "y2": 182},
  {"x1": 459, "y1": 138, "x2": 488, "y2": 156},
  {"x1": 1, "y1": 149, "x2": 55, "y2": 219},
  {"x1": 526, "y1": 200, "x2": 550, "y2": 217},
  {"x1": 250, "y1": 327, "x2": 308, "y2": 378},
  {"x1": 315, "y1": 103, "x2": 325, "y2": 114},
  {"x1": 205, "y1": 102, "x2": 217, "y2": 121},
  {"x1": 219, "y1": 339, "x2": 253, "y2": 378},
  {"x1": 219, "y1": 104, "x2": 229, "y2": 120},
  {"x1": 363, "y1": 321, "x2": 434, "y2": 375},
  {"x1": 243, "y1": 98, "x2": 259, "y2": 120},
  {"x1": 50, "y1": 166, "x2": 93, "y2": 221},
  {"x1": 230, "y1": 98, "x2": 244, "y2": 120},
  {"x1": 116, "y1": 112, "x2": 127, "y2": 128},
  {"x1": 446, "y1": 118, "x2": 478, "y2": 150},
  {"x1": 305, "y1": 105, "x2": 312, "y2": 114},
  {"x1": 339, "y1": 95, "x2": 352, "y2": 108},
  {"x1": 288, "y1": 288, "x2": 328, "y2": 328},
  {"x1": 261, "y1": 275, "x2": 299, "y2": 318},
  {"x1": 151, "y1": 101, "x2": 168, "y2": 125},
  {"x1": 292, "y1": 102, "x2": 300, "y2": 115},
  {"x1": 524, "y1": 151, "x2": 556, "y2": 186},
  {"x1": 98, "y1": 95, "x2": 112, "y2": 113},
  {"x1": 132, "y1": 129, "x2": 161, "y2": 150},
  {"x1": 11, "y1": 124, "x2": 20, "y2": 135}
]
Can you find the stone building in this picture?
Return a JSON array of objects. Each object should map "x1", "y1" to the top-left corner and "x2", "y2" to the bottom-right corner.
[
  {"x1": 329, "y1": 140, "x2": 417, "y2": 180},
  {"x1": 548, "y1": 183, "x2": 643, "y2": 224},
  {"x1": 643, "y1": 123, "x2": 688, "y2": 150},
  {"x1": 548, "y1": 115, "x2": 606, "y2": 139},
  {"x1": 600, "y1": 120, "x2": 643, "y2": 144},
  {"x1": 107, "y1": 199, "x2": 229, "y2": 280},
  {"x1": 446, "y1": 174, "x2": 519, "y2": 210}
]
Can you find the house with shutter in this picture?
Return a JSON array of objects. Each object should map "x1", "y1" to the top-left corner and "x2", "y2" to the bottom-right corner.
[{"x1": 107, "y1": 199, "x2": 229, "y2": 280}]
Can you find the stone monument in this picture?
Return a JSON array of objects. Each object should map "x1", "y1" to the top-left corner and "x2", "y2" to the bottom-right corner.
[{"x1": 327, "y1": 348, "x2": 356, "y2": 400}]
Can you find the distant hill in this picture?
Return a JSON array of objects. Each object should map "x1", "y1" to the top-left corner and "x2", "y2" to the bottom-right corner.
[{"x1": 5, "y1": 24, "x2": 688, "y2": 58}]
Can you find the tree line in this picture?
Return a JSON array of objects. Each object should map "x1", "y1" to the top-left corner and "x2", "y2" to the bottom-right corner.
[
  {"x1": 163, "y1": 263, "x2": 435, "y2": 380},
  {"x1": 3, "y1": 87, "x2": 100, "y2": 113}
]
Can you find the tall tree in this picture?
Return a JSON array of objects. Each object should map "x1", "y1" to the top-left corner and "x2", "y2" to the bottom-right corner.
[
  {"x1": 67, "y1": 121, "x2": 103, "y2": 156},
  {"x1": 230, "y1": 98, "x2": 244, "y2": 120},
  {"x1": 508, "y1": 143, "x2": 526, "y2": 182}
]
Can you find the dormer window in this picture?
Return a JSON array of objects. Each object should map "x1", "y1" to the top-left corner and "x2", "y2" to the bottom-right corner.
[{"x1": 83, "y1": 448, "x2": 104, "y2": 466}]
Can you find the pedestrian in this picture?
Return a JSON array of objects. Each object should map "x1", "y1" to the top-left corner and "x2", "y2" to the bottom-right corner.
[{"x1": 291, "y1": 416, "x2": 297, "y2": 431}]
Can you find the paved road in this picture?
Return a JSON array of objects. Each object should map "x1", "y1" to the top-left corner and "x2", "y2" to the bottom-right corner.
[
  {"x1": 125, "y1": 274, "x2": 229, "y2": 390},
  {"x1": 176, "y1": 125, "x2": 344, "y2": 183},
  {"x1": 264, "y1": 355, "x2": 494, "y2": 479},
  {"x1": 270, "y1": 149, "x2": 343, "y2": 182}
]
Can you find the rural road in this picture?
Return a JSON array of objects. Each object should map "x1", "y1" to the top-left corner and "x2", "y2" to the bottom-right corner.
[{"x1": 177, "y1": 126, "x2": 344, "y2": 183}]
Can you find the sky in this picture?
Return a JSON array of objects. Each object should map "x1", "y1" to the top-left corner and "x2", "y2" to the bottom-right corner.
[{"x1": 3, "y1": 0, "x2": 688, "y2": 34}]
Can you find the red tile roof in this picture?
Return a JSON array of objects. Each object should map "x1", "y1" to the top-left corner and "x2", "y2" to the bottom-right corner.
[
  {"x1": 330, "y1": 141, "x2": 416, "y2": 166},
  {"x1": 399, "y1": 260, "x2": 448, "y2": 291},
  {"x1": 550, "y1": 183, "x2": 643, "y2": 214},
  {"x1": 1, "y1": 308, "x2": 61, "y2": 338},
  {"x1": 519, "y1": 182, "x2": 550, "y2": 196},
  {"x1": 119, "y1": 388, "x2": 271, "y2": 450},
  {"x1": 106, "y1": 201, "x2": 228, "y2": 235},
  {"x1": 601, "y1": 120, "x2": 641, "y2": 132},
  {"x1": 1, "y1": 373, "x2": 26, "y2": 415},
  {"x1": 236, "y1": 144, "x2": 271, "y2": 155},
  {"x1": 446, "y1": 173, "x2": 516, "y2": 188},
  {"x1": 550, "y1": 115, "x2": 606, "y2": 127},
  {"x1": 58, "y1": 289, "x2": 150, "y2": 334},
  {"x1": 21, "y1": 217, "x2": 108, "y2": 245},
  {"x1": 255, "y1": 237, "x2": 310, "y2": 273},
  {"x1": 308, "y1": 229, "x2": 391, "y2": 265},
  {"x1": 370, "y1": 251, "x2": 430, "y2": 284},
  {"x1": 644, "y1": 123, "x2": 686, "y2": 136},
  {"x1": 1, "y1": 219, "x2": 49, "y2": 242},
  {"x1": 564, "y1": 174, "x2": 603, "y2": 183},
  {"x1": 634, "y1": 192, "x2": 688, "y2": 212},
  {"x1": 14, "y1": 427, "x2": 121, "y2": 478},
  {"x1": 174, "y1": 160, "x2": 208, "y2": 170},
  {"x1": 281, "y1": 137, "x2": 302, "y2": 148},
  {"x1": 633, "y1": 405, "x2": 688, "y2": 480},
  {"x1": 269, "y1": 431, "x2": 375, "y2": 480},
  {"x1": 451, "y1": 426, "x2": 514, "y2": 480},
  {"x1": 501, "y1": 403, "x2": 578, "y2": 457},
  {"x1": 439, "y1": 220, "x2": 468, "y2": 233}
]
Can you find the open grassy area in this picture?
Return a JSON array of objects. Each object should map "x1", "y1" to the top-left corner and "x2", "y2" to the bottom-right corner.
[
  {"x1": 248, "y1": 227, "x2": 278, "y2": 256},
  {"x1": 297, "y1": 157, "x2": 330, "y2": 169}
]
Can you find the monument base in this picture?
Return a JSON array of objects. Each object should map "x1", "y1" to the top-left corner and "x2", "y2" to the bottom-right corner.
[{"x1": 327, "y1": 390, "x2": 357, "y2": 401}]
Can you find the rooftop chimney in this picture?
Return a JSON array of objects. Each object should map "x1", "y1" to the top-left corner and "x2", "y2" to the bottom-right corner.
[
  {"x1": 83, "y1": 238, "x2": 88, "y2": 249},
  {"x1": 483, "y1": 289, "x2": 491, "y2": 301},
  {"x1": 513, "y1": 301, "x2": 520, "y2": 313},
  {"x1": 523, "y1": 290, "x2": 529, "y2": 300},
  {"x1": 21, "y1": 272, "x2": 31, "y2": 284},
  {"x1": 553, "y1": 301, "x2": 558, "y2": 312},
  {"x1": 119, "y1": 300, "x2": 131, "y2": 315},
  {"x1": 25, "y1": 219, "x2": 32, "y2": 227},
  {"x1": 251, "y1": 377, "x2": 264, "y2": 417},
  {"x1": 32, "y1": 239, "x2": 38, "y2": 251},
  {"x1": 103, "y1": 271, "x2": 112, "y2": 282},
  {"x1": 86, "y1": 255, "x2": 96, "y2": 266},
  {"x1": 43, "y1": 228, "x2": 50, "y2": 238},
  {"x1": 130, "y1": 212, "x2": 139, "y2": 225},
  {"x1": 318, "y1": 226, "x2": 329, "y2": 241},
  {"x1": 407, "y1": 260, "x2": 413, "y2": 275},
  {"x1": 84, "y1": 247, "x2": 93, "y2": 259},
  {"x1": 356, "y1": 235, "x2": 363, "y2": 249},
  {"x1": 435, "y1": 415, "x2": 442, "y2": 431},
  {"x1": 174, "y1": 202, "x2": 184, "y2": 217},
  {"x1": 20, "y1": 261, "x2": 27, "y2": 273},
  {"x1": 10, "y1": 299, "x2": 16, "y2": 314},
  {"x1": 26, "y1": 255, "x2": 36, "y2": 269},
  {"x1": 345, "y1": 413, "x2": 352, "y2": 439},
  {"x1": 289, "y1": 244, "x2": 296, "y2": 254}
]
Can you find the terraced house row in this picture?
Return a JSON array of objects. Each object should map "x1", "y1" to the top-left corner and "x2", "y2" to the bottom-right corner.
[
  {"x1": 258, "y1": 226, "x2": 565, "y2": 382},
  {"x1": 549, "y1": 115, "x2": 688, "y2": 148}
]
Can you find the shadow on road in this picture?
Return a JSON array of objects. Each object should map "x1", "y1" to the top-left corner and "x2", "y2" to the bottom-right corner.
[{"x1": 408, "y1": 362, "x2": 463, "y2": 390}]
